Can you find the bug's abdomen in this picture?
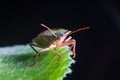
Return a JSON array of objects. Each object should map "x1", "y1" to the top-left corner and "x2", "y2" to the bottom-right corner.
[{"x1": 32, "y1": 35, "x2": 59, "y2": 48}]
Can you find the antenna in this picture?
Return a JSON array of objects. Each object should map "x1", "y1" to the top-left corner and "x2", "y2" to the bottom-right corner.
[
  {"x1": 69, "y1": 27, "x2": 90, "y2": 35},
  {"x1": 40, "y1": 23, "x2": 57, "y2": 37}
]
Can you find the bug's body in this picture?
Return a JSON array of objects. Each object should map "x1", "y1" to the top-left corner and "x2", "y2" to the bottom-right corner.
[
  {"x1": 32, "y1": 28, "x2": 68, "y2": 48},
  {"x1": 29, "y1": 24, "x2": 89, "y2": 66}
]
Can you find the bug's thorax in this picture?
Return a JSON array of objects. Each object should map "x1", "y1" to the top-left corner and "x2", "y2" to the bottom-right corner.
[{"x1": 52, "y1": 31, "x2": 72, "y2": 47}]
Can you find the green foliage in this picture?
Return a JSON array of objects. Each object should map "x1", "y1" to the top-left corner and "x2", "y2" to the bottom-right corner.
[{"x1": 0, "y1": 45, "x2": 75, "y2": 80}]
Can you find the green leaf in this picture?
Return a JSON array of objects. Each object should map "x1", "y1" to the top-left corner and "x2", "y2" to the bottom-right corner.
[{"x1": 0, "y1": 45, "x2": 75, "y2": 80}]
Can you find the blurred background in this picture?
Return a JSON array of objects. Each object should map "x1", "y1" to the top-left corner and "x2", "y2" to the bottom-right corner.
[{"x1": 0, "y1": 0, "x2": 120, "y2": 80}]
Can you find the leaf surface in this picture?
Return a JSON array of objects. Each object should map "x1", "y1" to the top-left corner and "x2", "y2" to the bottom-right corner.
[{"x1": 0, "y1": 45, "x2": 75, "y2": 80}]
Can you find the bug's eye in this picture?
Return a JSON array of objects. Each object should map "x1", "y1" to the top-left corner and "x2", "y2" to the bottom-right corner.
[{"x1": 55, "y1": 32, "x2": 62, "y2": 36}]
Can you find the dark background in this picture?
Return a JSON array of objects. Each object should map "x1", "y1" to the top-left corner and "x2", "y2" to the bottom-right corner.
[{"x1": 0, "y1": 0, "x2": 120, "y2": 80}]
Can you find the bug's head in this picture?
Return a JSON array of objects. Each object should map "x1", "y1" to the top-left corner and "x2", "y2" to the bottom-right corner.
[{"x1": 54, "y1": 29, "x2": 70, "y2": 37}]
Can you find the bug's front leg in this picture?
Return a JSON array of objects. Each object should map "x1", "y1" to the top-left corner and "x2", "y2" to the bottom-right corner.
[
  {"x1": 49, "y1": 47, "x2": 61, "y2": 61},
  {"x1": 62, "y1": 39, "x2": 76, "y2": 58}
]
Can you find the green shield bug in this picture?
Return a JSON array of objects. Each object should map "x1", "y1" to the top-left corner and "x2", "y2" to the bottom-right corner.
[{"x1": 29, "y1": 24, "x2": 89, "y2": 66}]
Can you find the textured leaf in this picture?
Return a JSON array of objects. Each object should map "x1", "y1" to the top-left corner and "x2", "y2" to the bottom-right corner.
[{"x1": 0, "y1": 45, "x2": 75, "y2": 80}]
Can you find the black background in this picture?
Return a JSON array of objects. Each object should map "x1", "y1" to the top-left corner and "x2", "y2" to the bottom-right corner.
[{"x1": 0, "y1": 0, "x2": 120, "y2": 80}]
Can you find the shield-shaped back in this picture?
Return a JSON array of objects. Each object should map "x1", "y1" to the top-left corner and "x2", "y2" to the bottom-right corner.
[
  {"x1": 32, "y1": 34, "x2": 60, "y2": 48},
  {"x1": 40, "y1": 28, "x2": 69, "y2": 36}
]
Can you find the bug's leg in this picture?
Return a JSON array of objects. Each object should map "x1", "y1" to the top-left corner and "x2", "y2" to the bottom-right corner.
[
  {"x1": 64, "y1": 36, "x2": 72, "y2": 42},
  {"x1": 29, "y1": 42, "x2": 38, "y2": 54},
  {"x1": 62, "y1": 39, "x2": 76, "y2": 58},
  {"x1": 72, "y1": 39, "x2": 76, "y2": 58},
  {"x1": 49, "y1": 47, "x2": 61, "y2": 61},
  {"x1": 29, "y1": 48, "x2": 49, "y2": 67},
  {"x1": 29, "y1": 53, "x2": 39, "y2": 67},
  {"x1": 29, "y1": 42, "x2": 39, "y2": 66},
  {"x1": 63, "y1": 36, "x2": 73, "y2": 50},
  {"x1": 30, "y1": 48, "x2": 51, "y2": 66}
]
